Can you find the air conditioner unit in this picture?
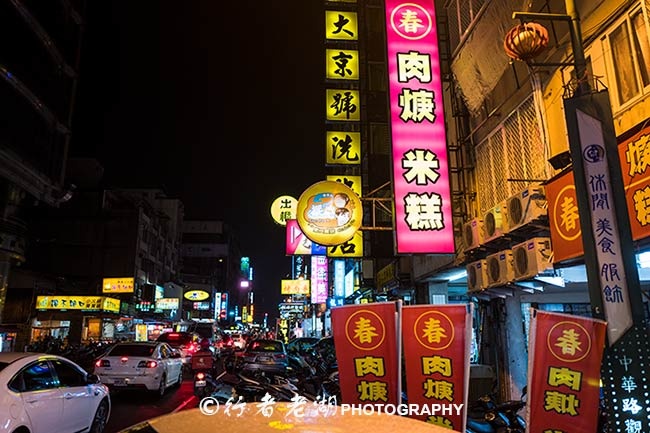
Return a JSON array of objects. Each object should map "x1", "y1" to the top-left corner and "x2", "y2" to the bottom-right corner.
[
  {"x1": 486, "y1": 249, "x2": 514, "y2": 287},
  {"x1": 463, "y1": 218, "x2": 484, "y2": 252},
  {"x1": 483, "y1": 202, "x2": 507, "y2": 244},
  {"x1": 512, "y1": 237, "x2": 554, "y2": 281},
  {"x1": 505, "y1": 186, "x2": 547, "y2": 233},
  {"x1": 466, "y1": 259, "x2": 488, "y2": 293}
]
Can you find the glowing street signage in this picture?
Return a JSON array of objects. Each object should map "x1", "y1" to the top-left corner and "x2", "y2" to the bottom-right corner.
[
  {"x1": 102, "y1": 277, "x2": 134, "y2": 293},
  {"x1": 184, "y1": 290, "x2": 209, "y2": 301},
  {"x1": 326, "y1": 131, "x2": 361, "y2": 165},
  {"x1": 285, "y1": 219, "x2": 326, "y2": 255},
  {"x1": 384, "y1": 0, "x2": 454, "y2": 254},
  {"x1": 325, "y1": 11, "x2": 358, "y2": 41},
  {"x1": 327, "y1": 230, "x2": 363, "y2": 258},
  {"x1": 296, "y1": 181, "x2": 362, "y2": 246},
  {"x1": 326, "y1": 175, "x2": 362, "y2": 197},
  {"x1": 36, "y1": 296, "x2": 120, "y2": 313},
  {"x1": 326, "y1": 49, "x2": 360, "y2": 80},
  {"x1": 270, "y1": 195, "x2": 298, "y2": 226},
  {"x1": 310, "y1": 255, "x2": 329, "y2": 304},
  {"x1": 280, "y1": 279, "x2": 310, "y2": 295},
  {"x1": 326, "y1": 89, "x2": 360, "y2": 121}
]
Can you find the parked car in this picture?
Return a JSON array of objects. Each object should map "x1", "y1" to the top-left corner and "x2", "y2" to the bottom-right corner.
[
  {"x1": 155, "y1": 331, "x2": 201, "y2": 365},
  {"x1": 286, "y1": 337, "x2": 320, "y2": 354},
  {"x1": 0, "y1": 351, "x2": 111, "y2": 433},
  {"x1": 240, "y1": 339, "x2": 289, "y2": 375},
  {"x1": 93, "y1": 341, "x2": 183, "y2": 396}
]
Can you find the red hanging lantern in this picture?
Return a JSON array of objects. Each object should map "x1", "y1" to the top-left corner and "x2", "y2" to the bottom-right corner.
[{"x1": 504, "y1": 22, "x2": 549, "y2": 62}]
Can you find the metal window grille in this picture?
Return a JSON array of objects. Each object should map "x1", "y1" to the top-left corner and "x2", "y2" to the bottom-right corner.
[{"x1": 475, "y1": 96, "x2": 549, "y2": 215}]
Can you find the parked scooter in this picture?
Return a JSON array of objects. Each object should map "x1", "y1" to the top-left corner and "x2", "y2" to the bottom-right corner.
[{"x1": 465, "y1": 388, "x2": 526, "y2": 433}]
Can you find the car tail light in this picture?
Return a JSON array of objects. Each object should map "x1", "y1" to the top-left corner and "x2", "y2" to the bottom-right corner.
[
  {"x1": 120, "y1": 356, "x2": 128, "y2": 363},
  {"x1": 185, "y1": 342, "x2": 198, "y2": 353},
  {"x1": 95, "y1": 359, "x2": 110, "y2": 368},
  {"x1": 226, "y1": 340, "x2": 233, "y2": 346},
  {"x1": 196, "y1": 372, "x2": 205, "y2": 380},
  {"x1": 137, "y1": 360, "x2": 158, "y2": 368},
  {"x1": 274, "y1": 353, "x2": 287, "y2": 359}
]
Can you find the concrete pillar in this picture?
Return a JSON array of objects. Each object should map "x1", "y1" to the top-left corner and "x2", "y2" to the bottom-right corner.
[
  {"x1": 503, "y1": 293, "x2": 527, "y2": 400},
  {"x1": 426, "y1": 281, "x2": 448, "y2": 304}
]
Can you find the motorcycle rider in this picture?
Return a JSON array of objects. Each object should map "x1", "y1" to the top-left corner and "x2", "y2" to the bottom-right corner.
[
  {"x1": 191, "y1": 338, "x2": 216, "y2": 374},
  {"x1": 192, "y1": 338, "x2": 218, "y2": 398}
]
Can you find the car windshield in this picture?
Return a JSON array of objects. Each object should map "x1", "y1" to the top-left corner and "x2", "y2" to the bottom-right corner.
[
  {"x1": 248, "y1": 340, "x2": 283, "y2": 353},
  {"x1": 109, "y1": 344, "x2": 156, "y2": 357}
]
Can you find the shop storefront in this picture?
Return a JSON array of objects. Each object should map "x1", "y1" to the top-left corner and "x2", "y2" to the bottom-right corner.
[{"x1": 33, "y1": 295, "x2": 121, "y2": 344}]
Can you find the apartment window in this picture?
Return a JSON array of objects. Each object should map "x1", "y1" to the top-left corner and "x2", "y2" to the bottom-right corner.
[{"x1": 604, "y1": 6, "x2": 650, "y2": 107}]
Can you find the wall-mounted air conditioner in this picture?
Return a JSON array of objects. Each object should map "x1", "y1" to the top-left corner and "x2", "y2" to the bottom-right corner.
[
  {"x1": 504, "y1": 186, "x2": 547, "y2": 233},
  {"x1": 486, "y1": 249, "x2": 514, "y2": 287},
  {"x1": 463, "y1": 218, "x2": 484, "y2": 252},
  {"x1": 466, "y1": 259, "x2": 488, "y2": 293},
  {"x1": 512, "y1": 237, "x2": 554, "y2": 281},
  {"x1": 482, "y1": 202, "x2": 507, "y2": 244}
]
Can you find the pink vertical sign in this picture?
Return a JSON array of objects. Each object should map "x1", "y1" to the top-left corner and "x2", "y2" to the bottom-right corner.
[{"x1": 385, "y1": 1, "x2": 454, "y2": 254}]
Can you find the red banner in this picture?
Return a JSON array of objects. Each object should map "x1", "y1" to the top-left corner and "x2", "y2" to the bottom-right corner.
[
  {"x1": 527, "y1": 310, "x2": 606, "y2": 433},
  {"x1": 402, "y1": 304, "x2": 471, "y2": 431},
  {"x1": 331, "y1": 302, "x2": 400, "y2": 405}
]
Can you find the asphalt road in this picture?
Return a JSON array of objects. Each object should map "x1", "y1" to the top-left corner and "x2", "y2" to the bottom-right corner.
[{"x1": 105, "y1": 373, "x2": 198, "y2": 433}]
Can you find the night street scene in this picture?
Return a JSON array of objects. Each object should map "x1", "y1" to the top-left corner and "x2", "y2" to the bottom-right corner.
[{"x1": 1, "y1": 1, "x2": 649, "y2": 433}]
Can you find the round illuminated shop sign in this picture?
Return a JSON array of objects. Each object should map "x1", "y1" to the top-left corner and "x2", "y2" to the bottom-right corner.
[
  {"x1": 183, "y1": 290, "x2": 209, "y2": 301},
  {"x1": 296, "y1": 180, "x2": 362, "y2": 246},
  {"x1": 270, "y1": 195, "x2": 298, "y2": 226}
]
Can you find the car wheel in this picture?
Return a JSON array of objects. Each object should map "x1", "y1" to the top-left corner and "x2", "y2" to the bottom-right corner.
[
  {"x1": 90, "y1": 399, "x2": 109, "y2": 433},
  {"x1": 157, "y1": 374, "x2": 167, "y2": 397}
]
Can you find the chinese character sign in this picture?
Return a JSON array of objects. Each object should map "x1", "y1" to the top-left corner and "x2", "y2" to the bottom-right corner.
[
  {"x1": 527, "y1": 310, "x2": 606, "y2": 433},
  {"x1": 402, "y1": 304, "x2": 471, "y2": 431},
  {"x1": 310, "y1": 255, "x2": 329, "y2": 304},
  {"x1": 384, "y1": 0, "x2": 453, "y2": 254},
  {"x1": 331, "y1": 302, "x2": 400, "y2": 405}
]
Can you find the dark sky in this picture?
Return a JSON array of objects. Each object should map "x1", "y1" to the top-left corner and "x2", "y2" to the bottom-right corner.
[{"x1": 70, "y1": 1, "x2": 326, "y2": 322}]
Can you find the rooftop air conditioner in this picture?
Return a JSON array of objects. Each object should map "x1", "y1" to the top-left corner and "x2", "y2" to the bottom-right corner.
[
  {"x1": 483, "y1": 202, "x2": 507, "y2": 244},
  {"x1": 505, "y1": 186, "x2": 547, "y2": 233},
  {"x1": 512, "y1": 237, "x2": 554, "y2": 281},
  {"x1": 463, "y1": 218, "x2": 484, "y2": 252},
  {"x1": 486, "y1": 249, "x2": 514, "y2": 287},
  {"x1": 466, "y1": 259, "x2": 488, "y2": 293}
]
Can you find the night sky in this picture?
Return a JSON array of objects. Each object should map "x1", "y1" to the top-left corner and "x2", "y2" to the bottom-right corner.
[{"x1": 69, "y1": 1, "x2": 327, "y2": 322}]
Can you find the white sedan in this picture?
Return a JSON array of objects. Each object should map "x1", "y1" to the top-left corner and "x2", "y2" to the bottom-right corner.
[
  {"x1": 0, "y1": 352, "x2": 111, "y2": 433},
  {"x1": 94, "y1": 341, "x2": 183, "y2": 397}
]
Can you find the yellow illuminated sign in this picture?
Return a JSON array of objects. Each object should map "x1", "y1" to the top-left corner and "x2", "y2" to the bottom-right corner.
[
  {"x1": 326, "y1": 175, "x2": 362, "y2": 197},
  {"x1": 326, "y1": 49, "x2": 359, "y2": 80},
  {"x1": 327, "y1": 230, "x2": 363, "y2": 258},
  {"x1": 326, "y1": 89, "x2": 360, "y2": 121},
  {"x1": 36, "y1": 296, "x2": 121, "y2": 313},
  {"x1": 325, "y1": 10, "x2": 358, "y2": 41},
  {"x1": 184, "y1": 290, "x2": 210, "y2": 301},
  {"x1": 270, "y1": 195, "x2": 298, "y2": 226},
  {"x1": 296, "y1": 180, "x2": 362, "y2": 246},
  {"x1": 326, "y1": 131, "x2": 361, "y2": 165},
  {"x1": 281, "y1": 279, "x2": 311, "y2": 295},
  {"x1": 102, "y1": 277, "x2": 134, "y2": 293}
]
